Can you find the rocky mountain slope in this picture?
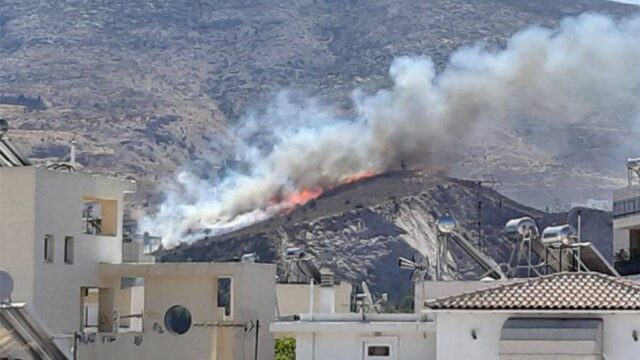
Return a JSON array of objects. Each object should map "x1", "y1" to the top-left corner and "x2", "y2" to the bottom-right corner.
[
  {"x1": 1, "y1": 0, "x2": 638, "y2": 209},
  {"x1": 160, "y1": 170, "x2": 613, "y2": 301}
]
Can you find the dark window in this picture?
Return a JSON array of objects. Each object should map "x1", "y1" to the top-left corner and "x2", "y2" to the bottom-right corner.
[
  {"x1": 630, "y1": 230, "x2": 640, "y2": 259},
  {"x1": 164, "y1": 305, "x2": 191, "y2": 335},
  {"x1": 44, "y1": 235, "x2": 54, "y2": 263},
  {"x1": 368, "y1": 346, "x2": 391, "y2": 356},
  {"x1": 64, "y1": 236, "x2": 74, "y2": 264},
  {"x1": 217, "y1": 278, "x2": 232, "y2": 317}
]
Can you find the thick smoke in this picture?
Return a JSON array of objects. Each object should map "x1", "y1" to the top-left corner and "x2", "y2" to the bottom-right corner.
[{"x1": 142, "y1": 14, "x2": 640, "y2": 248}]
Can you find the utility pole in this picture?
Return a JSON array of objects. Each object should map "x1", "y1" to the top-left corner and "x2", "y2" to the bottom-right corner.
[{"x1": 476, "y1": 175, "x2": 501, "y2": 252}]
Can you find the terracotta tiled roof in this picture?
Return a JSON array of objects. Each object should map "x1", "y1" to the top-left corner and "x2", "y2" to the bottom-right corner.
[{"x1": 425, "y1": 272, "x2": 640, "y2": 311}]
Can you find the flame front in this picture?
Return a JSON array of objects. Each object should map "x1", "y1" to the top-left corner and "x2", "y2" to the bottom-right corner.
[
  {"x1": 285, "y1": 187, "x2": 324, "y2": 206},
  {"x1": 341, "y1": 171, "x2": 376, "y2": 184},
  {"x1": 282, "y1": 171, "x2": 377, "y2": 209}
]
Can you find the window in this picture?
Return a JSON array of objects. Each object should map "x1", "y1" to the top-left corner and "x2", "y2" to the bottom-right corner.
[
  {"x1": 363, "y1": 338, "x2": 397, "y2": 360},
  {"x1": 164, "y1": 305, "x2": 192, "y2": 335},
  {"x1": 119, "y1": 277, "x2": 145, "y2": 333},
  {"x1": 82, "y1": 197, "x2": 118, "y2": 236},
  {"x1": 64, "y1": 236, "x2": 74, "y2": 264},
  {"x1": 44, "y1": 235, "x2": 54, "y2": 263},
  {"x1": 80, "y1": 287, "x2": 100, "y2": 331},
  {"x1": 630, "y1": 229, "x2": 640, "y2": 259},
  {"x1": 217, "y1": 277, "x2": 232, "y2": 318},
  {"x1": 368, "y1": 346, "x2": 390, "y2": 356}
]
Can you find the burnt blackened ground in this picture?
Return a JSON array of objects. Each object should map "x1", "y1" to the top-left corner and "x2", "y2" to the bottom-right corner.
[{"x1": 161, "y1": 171, "x2": 612, "y2": 302}]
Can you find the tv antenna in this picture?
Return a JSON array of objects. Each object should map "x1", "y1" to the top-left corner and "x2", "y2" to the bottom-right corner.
[
  {"x1": 398, "y1": 253, "x2": 429, "y2": 282},
  {"x1": 475, "y1": 175, "x2": 501, "y2": 251}
]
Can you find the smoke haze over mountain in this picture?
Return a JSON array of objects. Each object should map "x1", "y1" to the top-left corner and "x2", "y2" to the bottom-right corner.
[{"x1": 142, "y1": 14, "x2": 640, "y2": 248}]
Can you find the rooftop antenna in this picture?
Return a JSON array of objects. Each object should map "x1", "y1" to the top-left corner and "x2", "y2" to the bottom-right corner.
[
  {"x1": 398, "y1": 253, "x2": 429, "y2": 282},
  {"x1": 0, "y1": 270, "x2": 15, "y2": 304},
  {"x1": 435, "y1": 213, "x2": 457, "y2": 280},
  {"x1": 475, "y1": 175, "x2": 501, "y2": 251}
]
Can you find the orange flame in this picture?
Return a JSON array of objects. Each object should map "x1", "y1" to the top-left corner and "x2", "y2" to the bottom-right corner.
[
  {"x1": 285, "y1": 187, "x2": 324, "y2": 206},
  {"x1": 280, "y1": 171, "x2": 377, "y2": 211},
  {"x1": 341, "y1": 171, "x2": 376, "y2": 184}
]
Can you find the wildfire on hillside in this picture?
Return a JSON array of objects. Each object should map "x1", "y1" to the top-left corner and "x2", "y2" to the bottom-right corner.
[{"x1": 281, "y1": 170, "x2": 377, "y2": 211}]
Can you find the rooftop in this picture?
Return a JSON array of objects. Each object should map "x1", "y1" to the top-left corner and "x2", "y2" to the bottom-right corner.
[{"x1": 425, "y1": 272, "x2": 640, "y2": 311}]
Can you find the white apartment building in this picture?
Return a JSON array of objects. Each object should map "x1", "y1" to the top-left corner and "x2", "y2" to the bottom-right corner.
[
  {"x1": 0, "y1": 131, "x2": 277, "y2": 360},
  {"x1": 612, "y1": 158, "x2": 640, "y2": 275}
]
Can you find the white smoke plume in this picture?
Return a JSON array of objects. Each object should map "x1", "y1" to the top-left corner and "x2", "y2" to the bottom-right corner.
[{"x1": 142, "y1": 14, "x2": 640, "y2": 248}]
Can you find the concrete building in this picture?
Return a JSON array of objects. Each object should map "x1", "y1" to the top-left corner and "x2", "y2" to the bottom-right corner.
[
  {"x1": 612, "y1": 158, "x2": 640, "y2": 274},
  {"x1": 78, "y1": 262, "x2": 276, "y2": 360},
  {"x1": 0, "y1": 166, "x2": 135, "y2": 335},
  {"x1": 0, "y1": 132, "x2": 278, "y2": 359}
]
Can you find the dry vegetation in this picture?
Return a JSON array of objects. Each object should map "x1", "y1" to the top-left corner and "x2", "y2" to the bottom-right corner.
[{"x1": 0, "y1": 0, "x2": 636, "y2": 207}]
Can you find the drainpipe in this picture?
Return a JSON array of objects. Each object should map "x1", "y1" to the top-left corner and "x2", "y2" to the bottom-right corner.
[{"x1": 309, "y1": 279, "x2": 314, "y2": 319}]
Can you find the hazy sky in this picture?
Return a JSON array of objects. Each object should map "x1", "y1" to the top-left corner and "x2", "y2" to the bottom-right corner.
[{"x1": 608, "y1": 0, "x2": 640, "y2": 5}]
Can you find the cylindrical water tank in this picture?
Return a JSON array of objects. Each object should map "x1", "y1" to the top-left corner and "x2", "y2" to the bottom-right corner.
[
  {"x1": 541, "y1": 224, "x2": 576, "y2": 247},
  {"x1": 504, "y1": 217, "x2": 538, "y2": 240}
]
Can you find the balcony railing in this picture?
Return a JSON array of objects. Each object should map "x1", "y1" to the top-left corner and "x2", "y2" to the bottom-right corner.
[{"x1": 613, "y1": 196, "x2": 640, "y2": 218}]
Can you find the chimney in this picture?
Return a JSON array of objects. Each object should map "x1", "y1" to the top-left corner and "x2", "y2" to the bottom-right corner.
[{"x1": 318, "y1": 268, "x2": 336, "y2": 314}]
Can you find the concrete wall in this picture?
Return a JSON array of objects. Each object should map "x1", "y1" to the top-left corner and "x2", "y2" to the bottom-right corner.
[
  {"x1": 601, "y1": 314, "x2": 640, "y2": 359},
  {"x1": 436, "y1": 312, "x2": 508, "y2": 360},
  {"x1": 82, "y1": 262, "x2": 277, "y2": 360},
  {"x1": 613, "y1": 227, "x2": 630, "y2": 258},
  {"x1": 31, "y1": 168, "x2": 133, "y2": 332},
  {"x1": 0, "y1": 167, "x2": 36, "y2": 304},
  {"x1": 0, "y1": 167, "x2": 134, "y2": 335},
  {"x1": 277, "y1": 282, "x2": 352, "y2": 316},
  {"x1": 436, "y1": 312, "x2": 640, "y2": 360},
  {"x1": 295, "y1": 330, "x2": 436, "y2": 360}
]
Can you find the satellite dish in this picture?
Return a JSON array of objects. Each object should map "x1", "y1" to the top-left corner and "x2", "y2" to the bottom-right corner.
[
  {"x1": 436, "y1": 213, "x2": 457, "y2": 234},
  {"x1": 0, "y1": 270, "x2": 14, "y2": 303},
  {"x1": 0, "y1": 119, "x2": 8, "y2": 139}
]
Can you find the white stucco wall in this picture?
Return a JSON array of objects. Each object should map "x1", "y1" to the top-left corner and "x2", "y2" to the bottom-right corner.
[
  {"x1": 601, "y1": 314, "x2": 640, "y2": 359},
  {"x1": 436, "y1": 312, "x2": 508, "y2": 360},
  {"x1": 82, "y1": 262, "x2": 277, "y2": 360},
  {"x1": 0, "y1": 167, "x2": 36, "y2": 304},
  {"x1": 32, "y1": 168, "x2": 134, "y2": 332},
  {"x1": 0, "y1": 167, "x2": 134, "y2": 335},
  {"x1": 295, "y1": 330, "x2": 436, "y2": 360},
  {"x1": 436, "y1": 312, "x2": 640, "y2": 360},
  {"x1": 277, "y1": 282, "x2": 353, "y2": 316}
]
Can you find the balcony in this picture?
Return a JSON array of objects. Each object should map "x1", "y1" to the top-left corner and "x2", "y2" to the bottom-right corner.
[{"x1": 613, "y1": 196, "x2": 640, "y2": 218}]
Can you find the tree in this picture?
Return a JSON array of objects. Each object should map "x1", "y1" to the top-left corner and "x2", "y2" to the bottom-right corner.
[{"x1": 275, "y1": 337, "x2": 296, "y2": 360}]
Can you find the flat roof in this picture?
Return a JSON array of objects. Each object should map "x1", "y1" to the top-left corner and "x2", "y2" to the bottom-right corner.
[{"x1": 100, "y1": 261, "x2": 276, "y2": 277}]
